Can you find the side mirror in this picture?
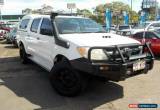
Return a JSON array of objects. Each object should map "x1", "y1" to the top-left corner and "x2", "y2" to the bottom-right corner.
[
  {"x1": 152, "y1": 37, "x2": 158, "y2": 42},
  {"x1": 40, "y1": 28, "x2": 53, "y2": 36}
]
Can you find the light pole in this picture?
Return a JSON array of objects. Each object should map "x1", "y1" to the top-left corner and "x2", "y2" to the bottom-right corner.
[
  {"x1": 130, "y1": 0, "x2": 133, "y2": 24},
  {"x1": 0, "y1": 9, "x2": 2, "y2": 21},
  {"x1": 155, "y1": 0, "x2": 158, "y2": 20},
  {"x1": 0, "y1": 0, "x2": 4, "y2": 22},
  {"x1": 131, "y1": 0, "x2": 132, "y2": 11}
]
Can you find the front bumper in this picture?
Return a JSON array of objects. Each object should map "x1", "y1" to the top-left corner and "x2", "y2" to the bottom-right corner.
[
  {"x1": 70, "y1": 43, "x2": 154, "y2": 82},
  {"x1": 70, "y1": 58, "x2": 154, "y2": 81}
]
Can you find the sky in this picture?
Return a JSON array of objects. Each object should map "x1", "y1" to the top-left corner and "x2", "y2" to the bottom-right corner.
[{"x1": 0, "y1": 0, "x2": 144, "y2": 15}]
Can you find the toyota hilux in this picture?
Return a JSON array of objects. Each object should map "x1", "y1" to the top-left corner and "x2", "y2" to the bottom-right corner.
[{"x1": 17, "y1": 13, "x2": 154, "y2": 96}]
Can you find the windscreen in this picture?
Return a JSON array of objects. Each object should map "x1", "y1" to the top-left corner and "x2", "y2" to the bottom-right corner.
[{"x1": 55, "y1": 17, "x2": 105, "y2": 34}]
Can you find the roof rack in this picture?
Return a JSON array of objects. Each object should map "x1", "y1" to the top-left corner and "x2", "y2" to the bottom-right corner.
[{"x1": 50, "y1": 12, "x2": 83, "y2": 19}]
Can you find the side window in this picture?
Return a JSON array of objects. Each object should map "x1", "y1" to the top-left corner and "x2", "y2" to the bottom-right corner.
[
  {"x1": 30, "y1": 18, "x2": 41, "y2": 33},
  {"x1": 40, "y1": 18, "x2": 53, "y2": 36},
  {"x1": 151, "y1": 23, "x2": 160, "y2": 27},
  {"x1": 133, "y1": 32, "x2": 143, "y2": 39},
  {"x1": 19, "y1": 19, "x2": 30, "y2": 29},
  {"x1": 145, "y1": 32, "x2": 157, "y2": 39}
]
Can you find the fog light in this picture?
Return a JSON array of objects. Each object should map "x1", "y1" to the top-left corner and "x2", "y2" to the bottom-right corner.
[
  {"x1": 100, "y1": 66, "x2": 109, "y2": 70},
  {"x1": 126, "y1": 70, "x2": 132, "y2": 75}
]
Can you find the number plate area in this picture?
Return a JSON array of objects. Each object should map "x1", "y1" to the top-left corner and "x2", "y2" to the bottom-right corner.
[{"x1": 133, "y1": 60, "x2": 146, "y2": 71}]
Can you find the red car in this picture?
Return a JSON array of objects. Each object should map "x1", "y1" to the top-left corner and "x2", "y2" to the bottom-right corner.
[
  {"x1": 0, "y1": 23, "x2": 12, "y2": 39},
  {"x1": 131, "y1": 31, "x2": 160, "y2": 56}
]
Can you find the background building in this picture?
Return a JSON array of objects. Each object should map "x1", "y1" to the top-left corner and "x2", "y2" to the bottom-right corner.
[
  {"x1": 141, "y1": 0, "x2": 159, "y2": 20},
  {"x1": 0, "y1": 15, "x2": 24, "y2": 24}
]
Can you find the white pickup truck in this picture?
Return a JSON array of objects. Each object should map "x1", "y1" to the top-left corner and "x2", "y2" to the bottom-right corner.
[{"x1": 17, "y1": 13, "x2": 154, "y2": 96}]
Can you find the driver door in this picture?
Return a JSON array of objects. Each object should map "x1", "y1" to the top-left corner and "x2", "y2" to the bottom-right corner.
[{"x1": 36, "y1": 18, "x2": 55, "y2": 70}]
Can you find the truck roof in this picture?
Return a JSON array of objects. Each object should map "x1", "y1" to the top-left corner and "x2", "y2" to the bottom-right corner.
[{"x1": 22, "y1": 14, "x2": 86, "y2": 20}]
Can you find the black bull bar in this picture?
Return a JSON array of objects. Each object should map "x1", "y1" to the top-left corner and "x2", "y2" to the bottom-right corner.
[{"x1": 88, "y1": 43, "x2": 154, "y2": 64}]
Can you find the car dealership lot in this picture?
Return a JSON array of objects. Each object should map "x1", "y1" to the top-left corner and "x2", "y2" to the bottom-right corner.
[{"x1": 0, "y1": 39, "x2": 160, "y2": 110}]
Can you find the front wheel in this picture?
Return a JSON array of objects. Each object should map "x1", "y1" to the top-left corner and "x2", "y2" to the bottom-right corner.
[{"x1": 49, "y1": 61, "x2": 87, "y2": 97}]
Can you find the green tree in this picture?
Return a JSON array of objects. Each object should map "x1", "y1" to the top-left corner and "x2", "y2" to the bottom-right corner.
[
  {"x1": 22, "y1": 8, "x2": 32, "y2": 14},
  {"x1": 149, "y1": 7, "x2": 156, "y2": 20},
  {"x1": 92, "y1": 1, "x2": 139, "y2": 25},
  {"x1": 77, "y1": 9, "x2": 92, "y2": 17},
  {"x1": 22, "y1": 4, "x2": 53, "y2": 14}
]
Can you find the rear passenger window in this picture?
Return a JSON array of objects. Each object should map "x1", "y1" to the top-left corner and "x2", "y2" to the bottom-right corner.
[
  {"x1": 40, "y1": 18, "x2": 53, "y2": 36},
  {"x1": 31, "y1": 18, "x2": 41, "y2": 33},
  {"x1": 19, "y1": 19, "x2": 30, "y2": 29}
]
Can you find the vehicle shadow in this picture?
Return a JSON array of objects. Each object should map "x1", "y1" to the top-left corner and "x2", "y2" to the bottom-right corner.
[
  {"x1": 0, "y1": 57, "x2": 124, "y2": 110},
  {"x1": 0, "y1": 39, "x2": 10, "y2": 44},
  {"x1": 4, "y1": 45, "x2": 17, "y2": 49},
  {"x1": 154, "y1": 56, "x2": 160, "y2": 61}
]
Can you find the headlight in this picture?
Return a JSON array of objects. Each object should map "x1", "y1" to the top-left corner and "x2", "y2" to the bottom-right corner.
[
  {"x1": 91, "y1": 49, "x2": 108, "y2": 60},
  {"x1": 77, "y1": 47, "x2": 108, "y2": 60},
  {"x1": 77, "y1": 47, "x2": 89, "y2": 58}
]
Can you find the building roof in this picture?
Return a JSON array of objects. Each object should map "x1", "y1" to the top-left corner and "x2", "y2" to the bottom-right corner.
[{"x1": 1, "y1": 15, "x2": 24, "y2": 20}]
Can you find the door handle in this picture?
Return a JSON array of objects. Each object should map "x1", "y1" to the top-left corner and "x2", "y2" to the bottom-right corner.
[{"x1": 37, "y1": 37, "x2": 40, "y2": 40}]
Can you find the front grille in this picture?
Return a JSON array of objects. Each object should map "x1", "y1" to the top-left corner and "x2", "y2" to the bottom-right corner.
[{"x1": 104, "y1": 45, "x2": 143, "y2": 63}]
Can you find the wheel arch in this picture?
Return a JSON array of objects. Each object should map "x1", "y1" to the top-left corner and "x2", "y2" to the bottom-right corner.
[
  {"x1": 19, "y1": 41, "x2": 24, "y2": 47},
  {"x1": 53, "y1": 54, "x2": 70, "y2": 65}
]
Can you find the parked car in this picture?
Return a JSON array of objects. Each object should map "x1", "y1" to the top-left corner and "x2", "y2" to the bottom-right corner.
[
  {"x1": 17, "y1": 13, "x2": 154, "y2": 96},
  {"x1": 116, "y1": 25, "x2": 132, "y2": 31},
  {"x1": 110, "y1": 25, "x2": 133, "y2": 34},
  {"x1": 103, "y1": 25, "x2": 132, "y2": 34},
  {"x1": 126, "y1": 21, "x2": 160, "y2": 35},
  {"x1": 131, "y1": 31, "x2": 160, "y2": 55},
  {"x1": 0, "y1": 29, "x2": 6, "y2": 39},
  {"x1": 116, "y1": 30, "x2": 132, "y2": 37},
  {"x1": 144, "y1": 21, "x2": 160, "y2": 31},
  {"x1": 0, "y1": 23, "x2": 13, "y2": 31},
  {"x1": 0, "y1": 23, "x2": 12, "y2": 39},
  {"x1": 102, "y1": 25, "x2": 116, "y2": 33},
  {"x1": 154, "y1": 28, "x2": 160, "y2": 34},
  {"x1": 9, "y1": 28, "x2": 18, "y2": 47},
  {"x1": 5, "y1": 32, "x2": 11, "y2": 43}
]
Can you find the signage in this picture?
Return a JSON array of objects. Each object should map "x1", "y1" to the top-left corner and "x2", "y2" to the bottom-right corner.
[
  {"x1": 105, "y1": 9, "x2": 112, "y2": 32},
  {"x1": 67, "y1": 3, "x2": 76, "y2": 9}
]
